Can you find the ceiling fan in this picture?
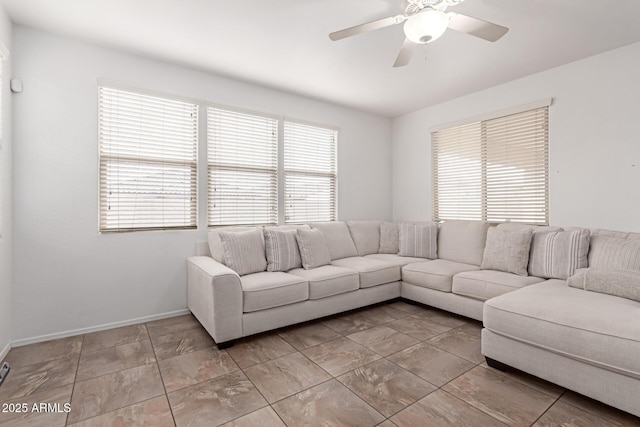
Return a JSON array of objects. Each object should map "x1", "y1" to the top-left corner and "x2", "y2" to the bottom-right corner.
[{"x1": 329, "y1": 0, "x2": 509, "y2": 67}]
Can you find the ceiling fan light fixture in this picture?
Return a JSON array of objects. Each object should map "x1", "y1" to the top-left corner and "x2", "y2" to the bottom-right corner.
[{"x1": 403, "y1": 10, "x2": 450, "y2": 44}]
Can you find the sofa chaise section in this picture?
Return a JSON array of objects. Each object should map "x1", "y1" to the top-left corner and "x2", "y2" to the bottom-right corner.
[
  {"x1": 483, "y1": 279, "x2": 640, "y2": 417},
  {"x1": 482, "y1": 228, "x2": 640, "y2": 418}
]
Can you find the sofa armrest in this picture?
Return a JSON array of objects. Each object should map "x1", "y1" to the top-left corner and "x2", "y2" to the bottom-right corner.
[{"x1": 187, "y1": 256, "x2": 242, "y2": 344}]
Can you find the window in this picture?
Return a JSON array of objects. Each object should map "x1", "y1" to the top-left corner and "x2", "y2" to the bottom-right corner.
[
  {"x1": 98, "y1": 86, "x2": 198, "y2": 232},
  {"x1": 432, "y1": 104, "x2": 549, "y2": 224},
  {"x1": 207, "y1": 107, "x2": 278, "y2": 226},
  {"x1": 284, "y1": 121, "x2": 337, "y2": 223}
]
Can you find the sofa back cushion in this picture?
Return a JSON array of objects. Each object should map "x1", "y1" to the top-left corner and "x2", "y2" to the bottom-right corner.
[
  {"x1": 497, "y1": 223, "x2": 564, "y2": 233},
  {"x1": 310, "y1": 221, "x2": 358, "y2": 260},
  {"x1": 219, "y1": 229, "x2": 267, "y2": 276},
  {"x1": 379, "y1": 222, "x2": 400, "y2": 254},
  {"x1": 347, "y1": 221, "x2": 382, "y2": 256},
  {"x1": 264, "y1": 228, "x2": 302, "y2": 272},
  {"x1": 398, "y1": 222, "x2": 438, "y2": 259},
  {"x1": 296, "y1": 228, "x2": 332, "y2": 269},
  {"x1": 588, "y1": 236, "x2": 640, "y2": 271},
  {"x1": 528, "y1": 229, "x2": 590, "y2": 279},
  {"x1": 586, "y1": 228, "x2": 640, "y2": 240},
  {"x1": 481, "y1": 228, "x2": 533, "y2": 276},
  {"x1": 208, "y1": 226, "x2": 263, "y2": 264},
  {"x1": 438, "y1": 220, "x2": 490, "y2": 266}
]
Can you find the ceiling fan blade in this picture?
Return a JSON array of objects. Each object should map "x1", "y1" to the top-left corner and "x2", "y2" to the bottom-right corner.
[
  {"x1": 447, "y1": 13, "x2": 509, "y2": 42},
  {"x1": 393, "y1": 38, "x2": 417, "y2": 68},
  {"x1": 329, "y1": 15, "x2": 405, "y2": 41}
]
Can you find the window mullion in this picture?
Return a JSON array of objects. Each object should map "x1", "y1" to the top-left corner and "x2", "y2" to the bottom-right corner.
[
  {"x1": 277, "y1": 118, "x2": 285, "y2": 226},
  {"x1": 481, "y1": 121, "x2": 488, "y2": 222}
]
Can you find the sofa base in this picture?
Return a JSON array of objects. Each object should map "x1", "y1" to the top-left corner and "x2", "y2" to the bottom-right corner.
[
  {"x1": 400, "y1": 282, "x2": 484, "y2": 321},
  {"x1": 216, "y1": 340, "x2": 235, "y2": 350},
  {"x1": 242, "y1": 281, "x2": 401, "y2": 337},
  {"x1": 485, "y1": 356, "x2": 509, "y2": 372},
  {"x1": 482, "y1": 328, "x2": 640, "y2": 418}
]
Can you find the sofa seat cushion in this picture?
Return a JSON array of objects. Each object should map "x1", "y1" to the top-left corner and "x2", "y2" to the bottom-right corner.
[
  {"x1": 240, "y1": 272, "x2": 308, "y2": 313},
  {"x1": 452, "y1": 270, "x2": 545, "y2": 301},
  {"x1": 289, "y1": 265, "x2": 359, "y2": 299},
  {"x1": 402, "y1": 259, "x2": 480, "y2": 292},
  {"x1": 365, "y1": 254, "x2": 427, "y2": 267},
  {"x1": 484, "y1": 280, "x2": 640, "y2": 378},
  {"x1": 330, "y1": 257, "x2": 400, "y2": 288}
]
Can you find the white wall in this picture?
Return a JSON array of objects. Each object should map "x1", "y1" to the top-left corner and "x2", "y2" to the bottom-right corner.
[
  {"x1": 392, "y1": 41, "x2": 640, "y2": 232},
  {"x1": 0, "y1": 5, "x2": 12, "y2": 359},
  {"x1": 12, "y1": 26, "x2": 392, "y2": 342}
]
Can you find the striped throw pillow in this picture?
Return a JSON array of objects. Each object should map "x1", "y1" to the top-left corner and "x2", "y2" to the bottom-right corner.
[
  {"x1": 528, "y1": 229, "x2": 590, "y2": 279},
  {"x1": 219, "y1": 229, "x2": 267, "y2": 276},
  {"x1": 398, "y1": 222, "x2": 438, "y2": 259},
  {"x1": 588, "y1": 236, "x2": 640, "y2": 271},
  {"x1": 264, "y1": 228, "x2": 302, "y2": 272}
]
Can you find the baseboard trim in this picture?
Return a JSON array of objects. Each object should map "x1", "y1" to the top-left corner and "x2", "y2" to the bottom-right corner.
[
  {"x1": 12, "y1": 309, "x2": 191, "y2": 347},
  {"x1": 0, "y1": 341, "x2": 10, "y2": 362}
]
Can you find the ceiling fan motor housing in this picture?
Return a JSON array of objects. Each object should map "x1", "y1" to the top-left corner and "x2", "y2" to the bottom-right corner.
[{"x1": 404, "y1": 9, "x2": 451, "y2": 44}]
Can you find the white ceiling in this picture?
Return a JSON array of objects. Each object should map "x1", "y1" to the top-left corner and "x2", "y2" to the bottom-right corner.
[{"x1": 3, "y1": 0, "x2": 640, "y2": 117}]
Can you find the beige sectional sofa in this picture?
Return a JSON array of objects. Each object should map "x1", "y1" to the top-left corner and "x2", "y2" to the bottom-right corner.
[
  {"x1": 188, "y1": 220, "x2": 491, "y2": 345},
  {"x1": 187, "y1": 220, "x2": 640, "y2": 417}
]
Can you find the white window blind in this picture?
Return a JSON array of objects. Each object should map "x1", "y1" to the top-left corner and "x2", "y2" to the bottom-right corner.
[
  {"x1": 284, "y1": 121, "x2": 337, "y2": 223},
  {"x1": 207, "y1": 107, "x2": 278, "y2": 226},
  {"x1": 432, "y1": 106, "x2": 549, "y2": 224},
  {"x1": 98, "y1": 87, "x2": 198, "y2": 232}
]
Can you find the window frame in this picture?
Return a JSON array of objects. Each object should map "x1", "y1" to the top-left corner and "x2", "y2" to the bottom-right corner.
[
  {"x1": 431, "y1": 99, "x2": 551, "y2": 225},
  {"x1": 205, "y1": 104, "x2": 279, "y2": 227},
  {"x1": 282, "y1": 118, "x2": 338, "y2": 224},
  {"x1": 97, "y1": 83, "x2": 200, "y2": 233}
]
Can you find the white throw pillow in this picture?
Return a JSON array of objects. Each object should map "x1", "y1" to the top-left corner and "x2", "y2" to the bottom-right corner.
[
  {"x1": 398, "y1": 222, "x2": 438, "y2": 259},
  {"x1": 481, "y1": 228, "x2": 533, "y2": 276},
  {"x1": 264, "y1": 228, "x2": 302, "y2": 272},
  {"x1": 379, "y1": 222, "x2": 400, "y2": 254},
  {"x1": 296, "y1": 228, "x2": 331, "y2": 270},
  {"x1": 219, "y1": 229, "x2": 267, "y2": 276}
]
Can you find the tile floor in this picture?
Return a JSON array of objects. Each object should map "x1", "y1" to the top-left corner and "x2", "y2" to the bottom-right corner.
[{"x1": 1, "y1": 301, "x2": 639, "y2": 426}]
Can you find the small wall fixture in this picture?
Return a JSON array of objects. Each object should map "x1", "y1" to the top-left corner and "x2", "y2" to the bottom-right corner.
[{"x1": 10, "y1": 79, "x2": 23, "y2": 93}]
